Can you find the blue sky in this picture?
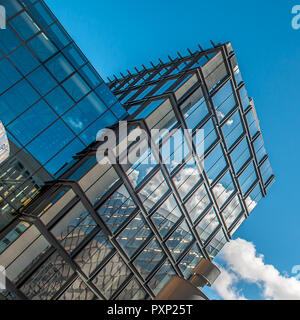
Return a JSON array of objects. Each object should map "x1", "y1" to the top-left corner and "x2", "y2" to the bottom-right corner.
[{"x1": 46, "y1": 0, "x2": 300, "y2": 299}]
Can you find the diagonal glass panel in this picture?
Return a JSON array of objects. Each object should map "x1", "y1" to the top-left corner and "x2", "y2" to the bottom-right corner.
[
  {"x1": 221, "y1": 110, "x2": 244, "y2": 149},
  {"x1": 148, "y1": 260, "x2": 176, "y2": 296},
  {"x1": 115, "y1": 278, "x2": 147, "y2": 300},
  {"x1": 230, "y1": 137, "x2": 251, "y2": 174},
  {"x1": 139, "y1": 171, "x2": 169, "y2": 212},
  {"x1": 179, "y1": 243, "x2": 203, "y2": 279},
  {"x1": 166, "y1": 221, "x2": 194, "y2": 261},
  {"x1": 133, "y1": 239, "x2": 165, "y2": 280},
  {"x1": 238, "y1": 162, "x2": 258, "y2": 195},
  {"x1": 117, "y1": 213, "x2": 152, "y2": 258},
  {"x1": 206, "y1": 228, "x2": 227, "y2": 259},
  {"x1": 20, "y1": 252, "x2": 74, "y2": 300},
  {"x1": 92, "y1": 253, "x2": 131, "y2": 299},
  {"x1": 75, "y1": 230, "x2": 114, "y2": 277},
  {"x1": 221, "y1": 195, "x2": 243, "y2": 230},
  {"x1": 184, "y1": 184, "x2": 211, "y2": 223},
  {"x1": 213, "y1": 171, "x2": 235, "y2": 208},
  {"x1": 98, "y1": 185, "x2": 136, "y2": 234},
  {"x1": 173, "y1": 157, "x2": 202, "y2": 200},
  {"x1": 151, "y1": 195, "x2": 182, "y2": 238},
  {"x1": 196, "y1": 207, "x2": 220, "y2": 244}
]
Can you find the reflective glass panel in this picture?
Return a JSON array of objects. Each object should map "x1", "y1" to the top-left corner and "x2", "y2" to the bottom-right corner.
[
  {"x1": 213, "y1": 171, "x2": 235, "y2": 208},
  {"x1": 221, "y1": 110, "x2": 244, "y2": 149},
  {"x1": 151, "y1": 195, "x2": 182, "y2": 238},
  {"x1": 230, "y1": 137, "x2": 251, "y2": 174},
  {"x1": 133, "y1": 239, "x2": 165, "y2": 280},
  {"x1": 196, "y1": 208, "x2": 220, "y2": 243},
  {"x1": 98, "y1": 185, "x2": 136, "y2": 234},
  {"x1": 117, "y1": 213, "x2": 152, "y2": 258},
  {"x1": 205, "y1": 144, "x2": 227, "y2": 183},
  {"x1": 179, "y1": 243, "x2": 203, "y2": 279},
  {"x1": 173, "y1": 157, "x2": 202, "y2": 200},
  {"x1": 238, "y1": 162, "x2": 258, "y2": 195},
  {"x1": 139, "y1": 171, "x2": 169, "y2": 212},
  {"x1": 166, "y1": 221, "x2": 194, "y2": 261},
  {"x1": 184, "y1": 184, "x2": 211, "y2": 223}
]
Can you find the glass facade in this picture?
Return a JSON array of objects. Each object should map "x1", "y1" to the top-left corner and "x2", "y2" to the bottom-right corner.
[
  {"x1": 0, "y1": 2, "x2": 275, "y2": 301},
  {"x1": 0, "y1": 0, "x2": 127, "y2": 232}
]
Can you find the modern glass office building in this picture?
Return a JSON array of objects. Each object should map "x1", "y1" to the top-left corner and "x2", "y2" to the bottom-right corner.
[
  {"x1": 0, "y1": 0, "x2": 274, "y2": 301},
  {"x1": 0, "y1": 0, "x2": 127, "y2": 238}
]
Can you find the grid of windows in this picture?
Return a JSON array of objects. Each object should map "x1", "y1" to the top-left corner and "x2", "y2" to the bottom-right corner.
[
  {"x1": 0, "y1": 29, "x2": 275, "y2": 301},
  {"x1": 0, "y1": 0, "x2": 127, "y2": 232}
]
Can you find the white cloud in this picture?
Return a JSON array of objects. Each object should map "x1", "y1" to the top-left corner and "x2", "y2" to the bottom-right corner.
[
  {"x1": 212, "y1": 267, "x2": 247, "y2": 300},
  {"x1": 211, "y1": 238, "x2": 300, "y2": 300}
]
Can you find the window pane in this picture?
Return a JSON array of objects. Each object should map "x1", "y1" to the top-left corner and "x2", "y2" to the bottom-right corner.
[
  {"x1": 92, "y1": 253, "x2": 131, "y2": 299},
  {"x1": 10, "y1": 11, "x2": 40, "y2": 40},
  {"x1": 28, "y1": 33, "x2": 58, "y2": 62},
  {"x1": 179, "y1": 243, "x2": 203, "y2": 279},
  {"x1": 96, "y1": 83, "x2": 118, "y2": 108},
  {"x1": 62, "y1": 73, "x2": 90, "y2": 101},
  {"x1": 75, "y1": 231, "x2": 114, "y2": 277},
  {"x1": 126, "y1": 148, "x2": 157, "y2": 189},
  {"x1": 115, "y1": 278, "x2": 147, "y2": 301},
  {"x1": 63, "y1": 92, "x2": 107, "y2": 134},
  {"x1": 254, "y1": 136, "x2": 267, "y2": 164},
  {"x1": 20, "y1": 252, "x2": 74, "y2": 300},
  {"x1": 173, "y1": 157, "x2": 202, "y2": 200},
  {"x1": 206, "y1": 228, "x2": 227, "y2": 259},
  {"x1": 221, "y1": 111, "x2": 244, "y2": 149},
  {"x1": 117, "y1": 213, "x2": 152, "y2": 258},
  {"x1": 246, "y1": 110, "x2": 259, "y2": 138},
  {"x1": 212, "y1": 81, "x2": 236, "y2": 119},
  {"x1": 98, "y1": 186, "x2": 136, "y2": 234},
  {"x1": 133, "y1": 239, "x2": 165, "y2": 280},
  {"x1": 0, "y1": 58, "x2": 22, "y2": 95},
  {"x1": 26, "y1": 119, "x2": 75, "y2": 165},
  {"x1": 194, "y1": 119, "x2": 218, "y2": 158},
  {"x1": 79, "y1": 64, "x2": 102, "y2": 89},
  {"x1": 139, "y1": 171, "x2": 169, "y2": 212},
  {"x1": 238, "y1": 162, "x2": 258, "y2": 195},
  {"x1": 2, "y1": 0, "x2": 22, "y2": 19},
  {"x1": 213, "y1": 171, "x2": 235, "y2": 208},
  {"x1": 260, "y1": 159, "x2": 273, "y2": 185},
  {"x1": 185, "y1": 184, "x2": 211, "y2": 223},
  {"x1": 196, "y1": 208, "x2": 220, "y2": 243},
  {"x1": 0, "y1": 26, "x2": 21, "y2": 54},
  {"x1": 62, "y1": 43, "x2": 87, "y2": 69},
  {"x1": 161, "y1": 128, "x2": 190, "y2": 173},
  {"x1": 148, "y1": 261, "x2": 176, "y2": 295},
  {"x1": 7, "y1": 100, "x2": 57, "y2": 145},
  {"x1": 151, "y1": 195, "x2": 182, "y2": 238},
  {"x1": 205, "y1": 144, "x2": 227, "y2": 183},
  {"x1": 239, "y1": 86, "x2": 250, "y2": 110},
  {"x1": 27, "y1": 1, "x2": 55, "y2": 29},
  {"x1": 9, "y1": 45, "x2": 39, "y2": 76},
  {"x1": 27, "y1": 65, "x2": 57, "y2": 96},
  {"x1": 44, "y1": 86, "x2": 74, "y2": 115},
  {"x1": 45, "y1": 22, "x2": 72, "y2": 50},
  {"x1": 245, "y1": 184, "x2": 263, "y2": 213},
  {"x1": 0, "y1": 80, "x2": 40, "y2": 125},
  {"x1": 46, "y1": 53, "x2": 75, "y2": 83},
  {"x1": 52, "y1": 207, "x2": 97, "y2": 254},
  {"x1": 59, "y1": 278, "x2": 96, "y2": 301},
  {"x1": 166, "y1": 221, "x2": 194, "y2": 261},
  {"x1": 183, "y1": 97, "x2": 209, "y2": 130},
  {"x1": 44, "y1": 138, "x2": 85, "y2": 175},
  {"x1": 230, "y1": 137, "x2": 251, "y2": 174},
  {"x1": 222, "y1": 195, "x2": 243, "y2": 229}
]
